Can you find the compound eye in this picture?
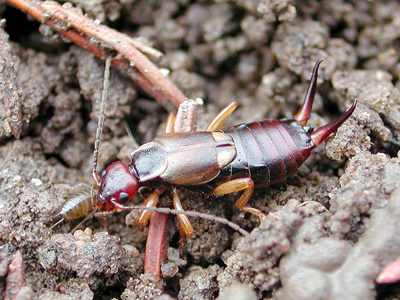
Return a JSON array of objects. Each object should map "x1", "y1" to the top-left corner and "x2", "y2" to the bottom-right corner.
[{"x1": 119, "y1": 192, "x2": 129, "y2": 203}]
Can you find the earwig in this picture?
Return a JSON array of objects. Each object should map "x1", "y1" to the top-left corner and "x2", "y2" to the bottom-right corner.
[
  {"x1": 92, "y1": 58, "x2": 357, "y2": 238},
  {"x1": 52, "y1": 58, "x2": 356, "y2": 241},
  {"x1": 51, "y1": 57, "x2": 249, "y2": 236}
]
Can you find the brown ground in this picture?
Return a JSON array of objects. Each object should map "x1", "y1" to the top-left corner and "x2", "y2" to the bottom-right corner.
[{"x1": 1, "y1": 0, "x2": 400, "y2": 299}]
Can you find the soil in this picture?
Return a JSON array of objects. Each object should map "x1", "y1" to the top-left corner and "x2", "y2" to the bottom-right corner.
[{"x1": 1, "y1": 0, "x2": 400, "y2": 299}]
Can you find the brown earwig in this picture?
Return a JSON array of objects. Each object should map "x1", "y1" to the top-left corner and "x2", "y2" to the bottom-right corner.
[
  {"x1": 92, "y1": 58, "x2": 357, "y2": 238},
  {"x1": 51, "y1": 57, "x2": 249, "y2": 237}
]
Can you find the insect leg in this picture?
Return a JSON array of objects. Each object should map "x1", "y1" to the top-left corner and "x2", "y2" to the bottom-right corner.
[
  {"x1": 171, "y1": 188, "x2": 193, "y2": 256},
  {"x1": 205, "y1": 101, "x2": 238, "y2": 131},
  {"x1": 137, "y1": 187, "x2": 165, "y2": 226},
  {"x1": 164, "y1": 112, "x2": 176, "y2": 134},
  {"x1": 172, "y1": 188, "x2": 194, "y2": 237},
  {"x1": 213, "y1": 177, "x2": 265, "y2": 220}
]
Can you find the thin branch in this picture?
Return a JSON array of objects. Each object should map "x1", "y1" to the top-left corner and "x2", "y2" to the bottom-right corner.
[{"x1": 5, "y1": 0, "x2": 185, "y2": 109}]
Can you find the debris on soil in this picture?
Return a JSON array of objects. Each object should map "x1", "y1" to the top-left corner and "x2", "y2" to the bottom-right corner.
[
  {"x1": 161, "y1": 248, "x2": 187, "y2": 279},
  {"x1": 38, "y1": 230, "x2": 143, "y2": 294},
  {"x1": 178, "y1": 264, "x2": 221, "y2": 300},
  {"x1": 120, "y1": 274, "x2": 164, "y2": 300}
]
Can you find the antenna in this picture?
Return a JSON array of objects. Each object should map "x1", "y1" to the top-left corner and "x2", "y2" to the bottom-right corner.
[
  {"x1": 92, "y1": 56, "x2": 112, "y2": 186},
  {"x1": 108, "y1": 199, "x2": 249, "y2": 236}
]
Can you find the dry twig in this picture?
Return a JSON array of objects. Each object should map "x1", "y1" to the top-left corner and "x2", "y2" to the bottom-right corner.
[{"x1": 5, "y1": 0, "x2": 186, "y2": 109}]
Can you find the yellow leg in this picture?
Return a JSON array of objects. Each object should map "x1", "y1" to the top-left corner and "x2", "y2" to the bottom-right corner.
[
  {"x1": 177, "y1": 222, "x2": 187, "y2": 257},
  {"x1": 137, "y1": 187, "x2": 165, "y2": 225},
  {"x1": 205, "y1": 101, "x2": 238, "y2": 131},
  {"x1": 213, "y1": 178, "x2": 265, "y2": 220},
  {"x1": 172, "y1": 188, "x2": 194, "y2": 237},
  {"x1": 164, "y1": 112, "x2": 176, "y2": 133}
]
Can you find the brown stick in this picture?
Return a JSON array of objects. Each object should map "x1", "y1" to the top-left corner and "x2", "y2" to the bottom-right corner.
[
  {"x1": 5, "y1": 0, "x2": 185, "y2": 109},
  {"x1": 144, "y1": 212, "x2": 169, "y2": 280}
]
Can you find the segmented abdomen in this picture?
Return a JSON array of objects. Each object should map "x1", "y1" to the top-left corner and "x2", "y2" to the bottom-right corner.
[
  {"x1": 216, "y1": 118, "x2": 315, "y2": 187},
  {"x1": 57, "y1": 189, "x2": 92, "y2": 221}
]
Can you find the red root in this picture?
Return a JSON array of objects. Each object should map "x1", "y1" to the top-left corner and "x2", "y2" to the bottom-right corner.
[{"x1": 4, "y1": 251, "x2": 31, "y2": 300}]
